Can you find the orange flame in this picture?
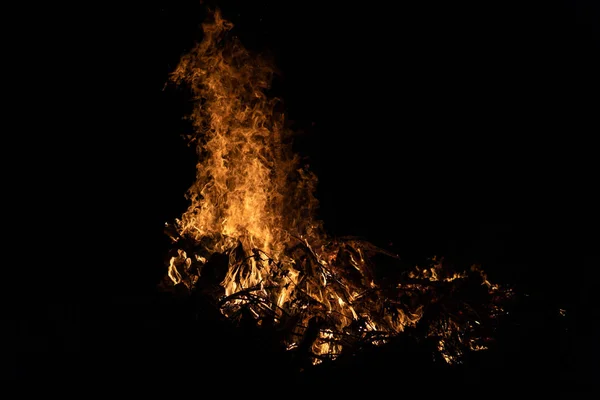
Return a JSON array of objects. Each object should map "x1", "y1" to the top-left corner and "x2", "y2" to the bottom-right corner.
[{"x1": 163, "y1": 10, "x2": 512, "y2": 365}]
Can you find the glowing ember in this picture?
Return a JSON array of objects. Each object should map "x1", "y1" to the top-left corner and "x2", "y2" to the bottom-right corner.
[{"x1": 161, "y1": 10, "x2": 513, "y2": 366}]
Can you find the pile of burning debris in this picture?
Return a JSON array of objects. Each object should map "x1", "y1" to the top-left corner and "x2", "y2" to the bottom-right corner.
[
  {"x1": 162, "y1": 224, "x2": 513, "y2": 366},
  {"x1": 159, "y1": 10, "x2": 514, "y2": 368}
]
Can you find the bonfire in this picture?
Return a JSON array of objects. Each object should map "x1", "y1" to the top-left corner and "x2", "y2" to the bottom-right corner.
[{"x1": 160, "y1": 10, "x2": 513, "y2": 367}]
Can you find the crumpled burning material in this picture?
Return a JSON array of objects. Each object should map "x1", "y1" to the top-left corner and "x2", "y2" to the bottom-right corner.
[{"x1": 163, "y1": 223, "x2": 513, "y2": 365}]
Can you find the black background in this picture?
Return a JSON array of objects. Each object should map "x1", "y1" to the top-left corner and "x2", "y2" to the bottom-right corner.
[{"x1": 6, "y1": 0, "x2": 598, "y2": 392}]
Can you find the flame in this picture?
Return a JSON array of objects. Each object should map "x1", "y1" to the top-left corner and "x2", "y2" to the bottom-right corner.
[{"x1": 162, "y1": 10, "x2": 513, "y2": 365}]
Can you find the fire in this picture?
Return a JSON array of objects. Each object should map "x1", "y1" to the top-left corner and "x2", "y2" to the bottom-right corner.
[{"x1": 162, "y1": 10, "x2": 513, "y2": 366}]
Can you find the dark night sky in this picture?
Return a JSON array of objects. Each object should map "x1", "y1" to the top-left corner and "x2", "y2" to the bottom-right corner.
[
  {"x1": 7, "y1": 0, "x2": 598, "y2": 389},
  {"x1": 144, "y1": 0, "x2": 598, "y2": 300}
]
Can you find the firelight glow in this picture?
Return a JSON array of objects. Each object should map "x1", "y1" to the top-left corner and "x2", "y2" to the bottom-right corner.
[{"x1": 163, "y1": 10, "x2": 512, "y2": 366}]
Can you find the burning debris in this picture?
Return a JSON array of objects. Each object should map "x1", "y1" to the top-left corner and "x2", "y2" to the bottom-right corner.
[{"x1": 161, "y1": 10, "x2": 513, "y2": 367}]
